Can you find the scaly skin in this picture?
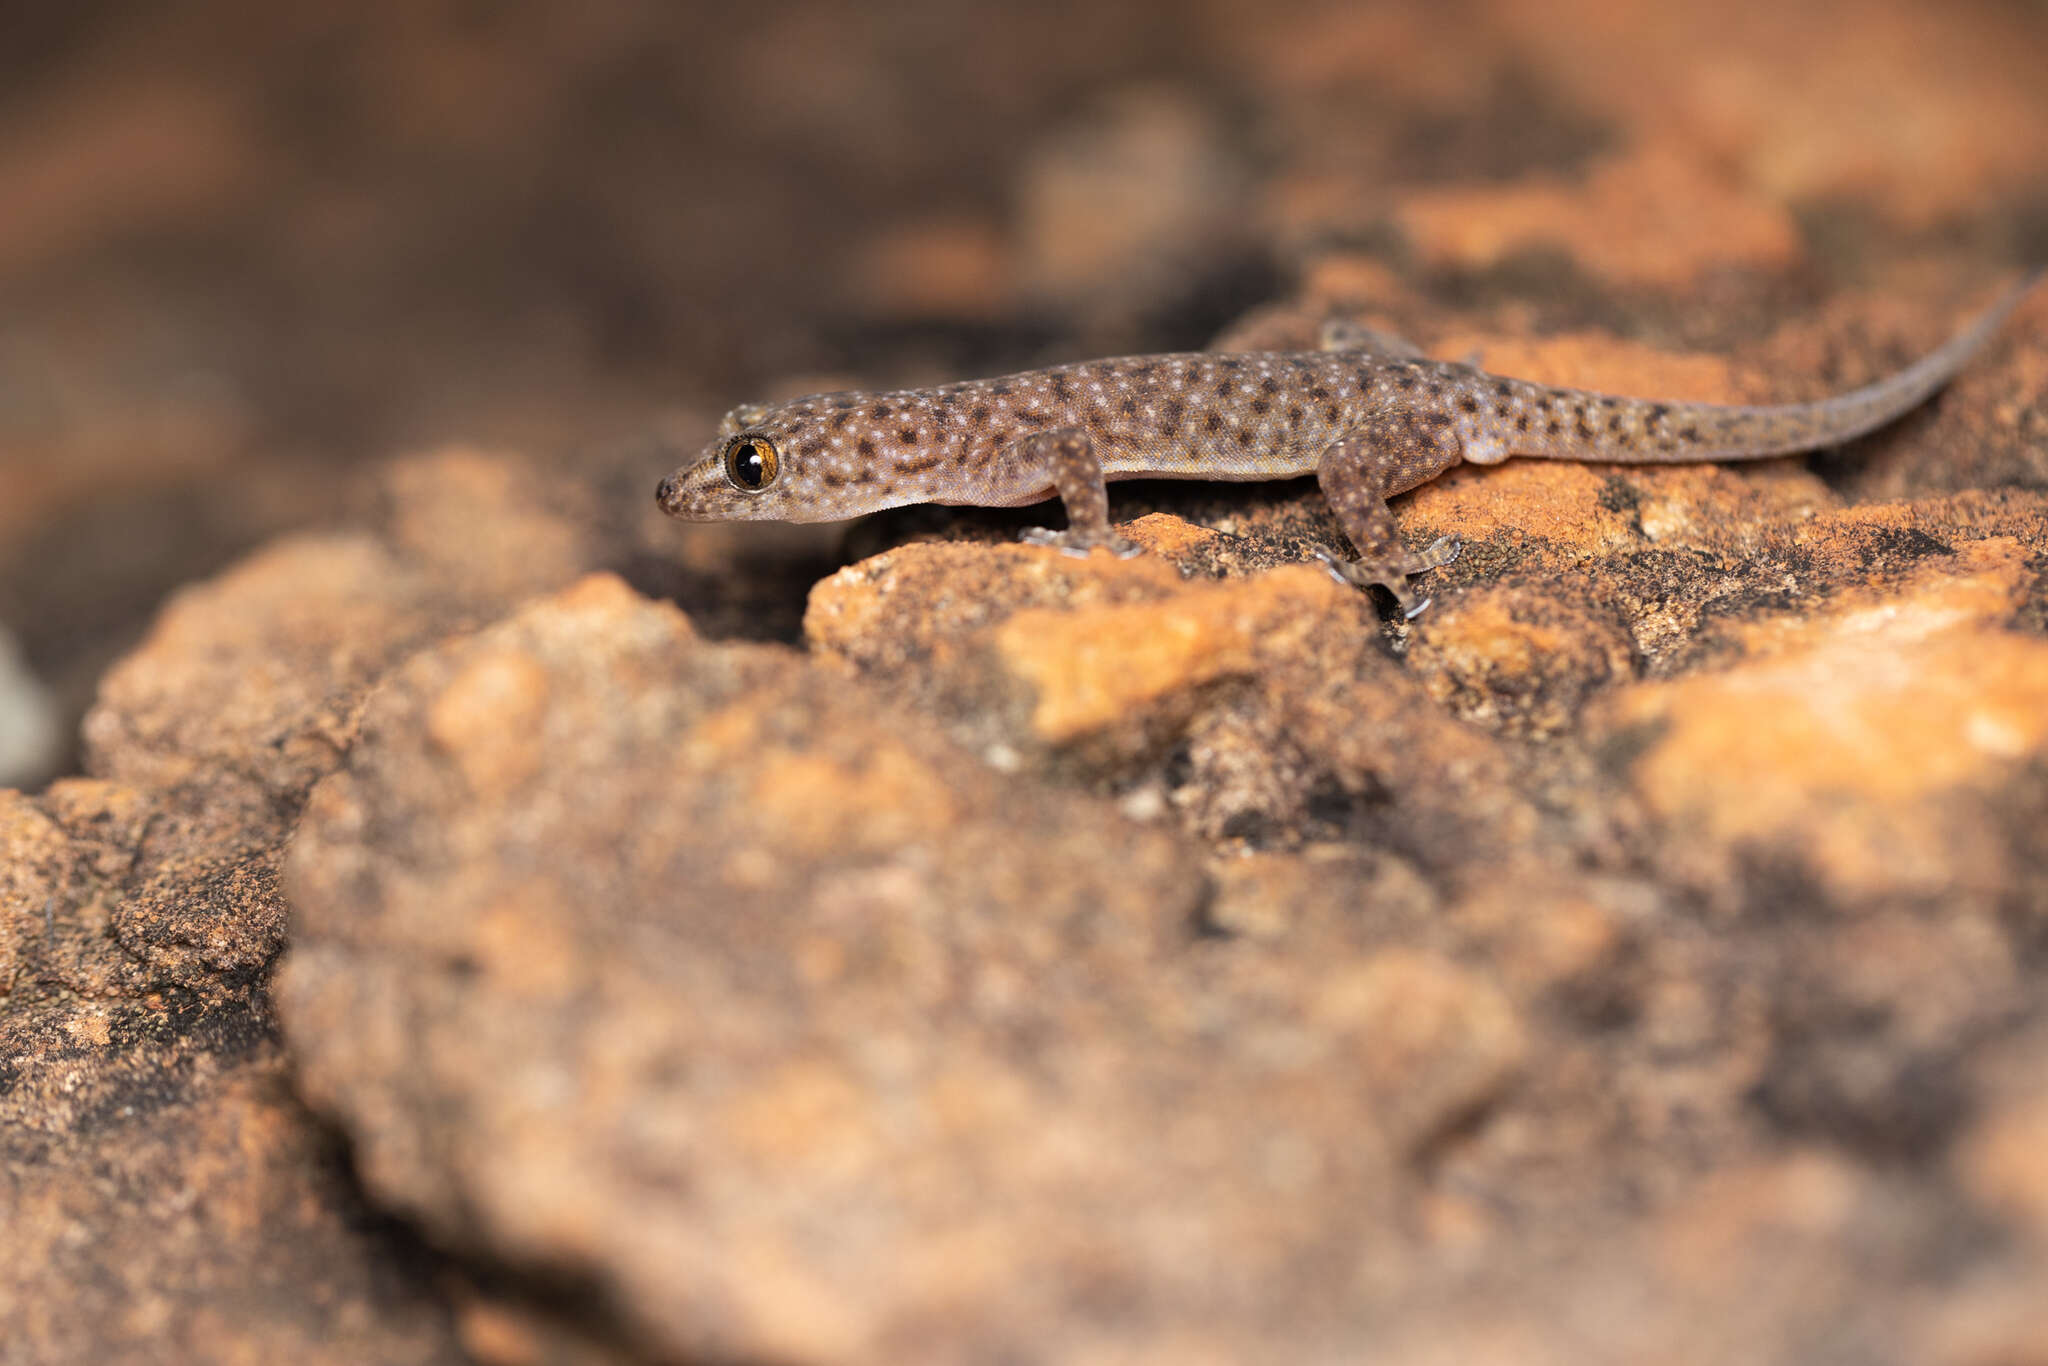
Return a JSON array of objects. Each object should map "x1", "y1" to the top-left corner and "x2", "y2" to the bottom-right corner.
[{"x1": 658, "y1": 273, "x2": 2041, "y2": 616}]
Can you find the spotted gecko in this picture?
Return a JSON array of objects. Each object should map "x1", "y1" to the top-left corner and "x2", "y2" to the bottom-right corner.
[{"x1": 657, "y1": 273, "x2": 2041, "y2": 616}]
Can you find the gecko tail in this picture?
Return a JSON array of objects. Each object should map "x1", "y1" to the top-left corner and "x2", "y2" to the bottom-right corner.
[{"x1": 1527, "y1": 269, "x2": 2043, "y2": 465}]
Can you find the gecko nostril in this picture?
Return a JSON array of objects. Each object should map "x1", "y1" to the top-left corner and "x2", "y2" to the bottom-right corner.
[{"x1": 654, "y1": 473, "x2": 680, "y2": 509}]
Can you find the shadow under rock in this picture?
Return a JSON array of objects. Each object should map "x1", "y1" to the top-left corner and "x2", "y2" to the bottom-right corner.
[{"x1": 611, "y1": 545, "x2": 841, "y2": 646}]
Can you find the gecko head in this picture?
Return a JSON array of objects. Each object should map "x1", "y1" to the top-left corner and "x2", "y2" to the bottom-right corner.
[
  {"x1": 656, "y1": 393, "x2": 945, "y2": 524},
  {"x1": 655, "y1": 400, "x2": 842, "y2": 524}
]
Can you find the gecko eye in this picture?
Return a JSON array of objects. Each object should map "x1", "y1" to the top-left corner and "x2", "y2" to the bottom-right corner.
[{"x1": 723, "y1": 435, "x2": 779, "y2": 492}]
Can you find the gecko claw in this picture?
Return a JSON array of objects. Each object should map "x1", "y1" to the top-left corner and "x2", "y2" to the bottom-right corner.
[{"x1": 1312, "y1": 539, "x2": 1457, "y2": 618}]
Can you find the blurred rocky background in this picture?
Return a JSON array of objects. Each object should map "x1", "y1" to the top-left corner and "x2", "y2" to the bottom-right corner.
[{"x1": 4, "y1": 1, "x2": 2048, "y2": 1363}]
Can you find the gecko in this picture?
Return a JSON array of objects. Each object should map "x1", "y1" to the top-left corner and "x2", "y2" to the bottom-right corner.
[{"x1": 657, "y1": 272, "x2": 2041, "y2": 617}]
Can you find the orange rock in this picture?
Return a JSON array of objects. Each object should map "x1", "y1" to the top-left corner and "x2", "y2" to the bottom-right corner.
[
  {"x1": 1407, "y1": 584, "x2": 1637, "y2": 737},
  {"x1": 1955, "y1": 1089, "x2": 2048, "y2": 1242},
  {"x1": 1595, "y1": 551, "x2": 2048, "y2": 898},
  {"x1": 993, "y1": 564, "x2": 1351, "y2": 743},
  {"x1": 425, "y1": 648, "x2": 552, "y2": 796},
  {"x1": 1496, "y1": 0, "x2": 2048, "y2": 227},
  {"x1": 1312, "y1": 948, "x2": 1527, "y2": 1154},
  {"x1": 1402, "y1": 461, "x2": 1636, "y2": 555},
  {"x1": 1655, "y1": 1151, "x2": 1866, "y2": 1290},
  {"x1": 1394, "y1": 145, "x2": 1804, "y2": 287}
]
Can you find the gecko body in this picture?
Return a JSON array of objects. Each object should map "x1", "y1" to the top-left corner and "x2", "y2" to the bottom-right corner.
[{"x1": 657, "y1": 274, "x2": 2040, "y2": 616}]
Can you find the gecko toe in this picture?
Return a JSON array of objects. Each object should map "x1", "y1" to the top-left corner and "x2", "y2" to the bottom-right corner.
[
  {"x1": 1410, "y1": 534, "x2": 1462, "y2": 572},
  {"x1": 1312, "y1": 546, "x2": 1444, "y2": 617},
  {"x1": 1311, "y1": 547, "x2": 1354, "y2": 587}
]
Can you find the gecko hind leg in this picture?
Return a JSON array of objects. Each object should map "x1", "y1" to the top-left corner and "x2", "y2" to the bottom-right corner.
[
  {"x1": 1013, "y1": 427, "x2": 1143, "y2": 559},
  {"x1": 1314, "y1": 415, "x2": 1466, "y2": 618}
]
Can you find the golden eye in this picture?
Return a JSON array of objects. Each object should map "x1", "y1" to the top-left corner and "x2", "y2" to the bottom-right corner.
[{"x1": 723, "y1": 435, "x2": 779, "y2": 491}]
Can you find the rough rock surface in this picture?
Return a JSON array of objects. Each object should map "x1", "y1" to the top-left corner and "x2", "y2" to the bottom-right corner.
[
  {"x1": 0, "y1": 452, "x2": 632, "y2": 1366},
  {"x1": 0, "y1": 776, "x2": 462, "y2": 1366},
  {"x1": 7, "y1": 2, "x2": 2048, "y2": 1363},
  {"x1": 285, "y1": 579, "x2": 1274, "y2": 1362}
]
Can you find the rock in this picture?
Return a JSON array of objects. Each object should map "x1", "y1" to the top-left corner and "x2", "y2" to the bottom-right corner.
[
  {"x1": 1, "y1": 446, "x2": 626, "y2": 1366},
  {"x1": 0, "y1": 1056, "x2": 460, "y2": 1366},
  {"x1": 1956, "y1": 1088, "x2": 2048, "y2": 1241},
  {"x1": 806, "y1": 542, "x2": 1541, "y2": 862},
  {"x1": 7, "y1": 6, "x2": 2048, "y2": 1363},
  {"x1": 1405, "y1": 583, "x2": 1639, "y2": 738},
  {"x1": 278, "y1": 577, "x2": 1552, "y2": 1364},
  {"x1": 0, "y1": 782, "x2": 461, "y2": 1365},
  {"x1": 1953, "y1": 1024, "x2": 2048, "y2": 1245},
  {"x1": 1392, "y1": 144, "x2": 1806, "y2": 288},
  {"x1": 1592, "y1": 543, "x2": 2048, "y2": 905},
  {"x1": 81, "y1": 446, "x2": 610, "y2": 804},
  {"x1": 1490, "y1": 2, "x2": 2048, "y2": 227}
]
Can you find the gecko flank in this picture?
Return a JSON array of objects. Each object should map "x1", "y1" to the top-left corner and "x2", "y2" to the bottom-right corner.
[{"x1": 658, "y1": 273, "x2": 2042, "y2": 617}]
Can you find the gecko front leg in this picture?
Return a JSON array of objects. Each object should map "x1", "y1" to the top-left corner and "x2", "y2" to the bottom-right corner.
[
  {"x1": 1314, "y1": 408, "x2": 1465, "y2": 618},
  {"x1": 1013, "y1": 427, "x2": 1142, "y2": 558}
]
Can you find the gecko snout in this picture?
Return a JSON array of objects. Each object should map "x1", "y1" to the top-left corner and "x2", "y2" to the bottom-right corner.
[{"x1": 654, "y1": 471, "x2": 682, "y2": 513}]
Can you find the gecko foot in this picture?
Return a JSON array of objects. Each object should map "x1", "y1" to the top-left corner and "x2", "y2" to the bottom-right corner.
[
  {"x1": 1313, "y1": 535, "x2": 1462, "y2": 619},
  {"x1": 1020, "y1": 526, "x2": 1144, "y2": 559},
  {"x1": 1408, "y1": 534, "x2": 1463, "y2": 573}
]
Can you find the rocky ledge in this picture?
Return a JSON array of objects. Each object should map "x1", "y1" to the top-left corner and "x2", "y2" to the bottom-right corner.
[{"x1": 8, "y1": 324, "x2": 2048, "y2": 1362}]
